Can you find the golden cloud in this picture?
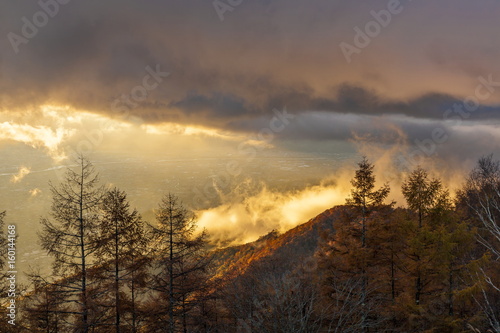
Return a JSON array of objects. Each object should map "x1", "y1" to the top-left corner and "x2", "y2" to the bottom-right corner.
[
  {"x1": 11, "y1": 166, "x2": 31, "y2": 183},
  {"x1": 196, "y1": 178, "x2": 351, "y2": 247},
  {"x1": 29, "y1": 188, "x2": 42, "y2": 197}
]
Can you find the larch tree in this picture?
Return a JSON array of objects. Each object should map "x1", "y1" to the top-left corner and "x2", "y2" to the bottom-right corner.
[
  {"x1": 401, "y1": 167, "x2": 448, "y2": 310},
  {"x1": 416, "y1": 186, "x2": 477, "y2": 330},
  {"x1": 22, "y1": 272, "x2": 70, "y2": 332},
  {"x1": 345, "y1": 156, "x2": 390, "y2": 331},
  {"x1": 317, "y1": 206, "x2": 387, "y2": 332},
  {"x1": 365, "y1": 206, "x2": 407, "y2": 329},
  {"x1": 401, "y1": 167, "x2": 442, "y2": 229},
  {"x1": 95, "y1": 187, "x2": 150, "y2": 333},
  {"x1": 346, "y1": 156, "x2": 390, "y2": 247},
  {"x1": 433, "y1": 203, "x2": 477, "y2": 326},
  {"x1": 38, "y1": 155, "x2": 104, "y2": 332},
  {"x1": 149, "y1": 193, "x2": 211, "y2": 333}
]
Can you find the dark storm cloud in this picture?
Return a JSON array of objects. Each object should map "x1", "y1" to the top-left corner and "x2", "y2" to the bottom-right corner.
[
  {"x1": 1, "y1": 0, "x2": 500, "y2": 137},
  {"x1": 170, "y1": 92, "x2": 252, "y2": 119},
  {"x1": 167, "y1": 85, "x2": 500, "y2": 127},
  {"x1": 263, "y1": 111, "x2": 500, "y2": 166}
]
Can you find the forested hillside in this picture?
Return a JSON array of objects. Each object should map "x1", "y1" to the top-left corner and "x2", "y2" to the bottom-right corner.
[
  {"x1": 0, "y1": 155, "x2": 499, "y2": 332},
  {"x1": 212, "y1": 206, "x2": 337, "y2": 279}
]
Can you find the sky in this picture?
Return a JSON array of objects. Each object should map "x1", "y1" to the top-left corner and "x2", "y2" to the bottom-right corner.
[{"x1": 1, "y1": 0, "x2": 500, "y2": 255}]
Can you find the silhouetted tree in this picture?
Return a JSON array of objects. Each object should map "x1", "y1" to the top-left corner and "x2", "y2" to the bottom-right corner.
[
  {"x1": 317, "y1": 206, "x2": 387, "y2": 332},
  {"x1": 346, "y1": 157, "x2": 390, "y2": 246},
  {"x1": 345, "y1": 157, "x2": 389, "y2": 331},
  {"x1": 22, "y1": 272, "x2": 71, "y2": 332},
  {"x1": 401, "y1": 167, "x2": 445, "y2": 307},
  {"x1": 148, "y1": 194, "x2": 211, "y2": 333},
  {"x1": 95, "y1": 187, "x2": 150, "y2": 332},
  {"x1": 39, "y1": 155, "x2": 104, "y2": 332}
]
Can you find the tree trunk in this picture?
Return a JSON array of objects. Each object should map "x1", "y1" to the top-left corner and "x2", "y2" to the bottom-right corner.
[
  {"x1": 182, "y1": 296, "x2": 187, "y2": 333},
  {"x1": 448, "y1": 266, "x2": 453, "y2": 316},
  {"x1": 80, "y1": 170, "x2": 89, "y2": 333},
  {"x1": 169, "y1": 206, "x2": 175, "y2": 333},
  {"x1": 416, "y1": 274, "x2": 421, "y2": 306},
  {"x1": 416, "y1": 206, "x2": 422, "y2": 306},
  {"x1": 115, "y1": 219, "x2": 121, "y2": 333},
  {"x1": 131, "y1": 274, "x2": 137, "y2": 333},
  {"x1": 391, "y1": 252, "x2": 395, "y2": 302},
  {"x1": 361, "y1": 203, "x2": 367, "y2": 333}
]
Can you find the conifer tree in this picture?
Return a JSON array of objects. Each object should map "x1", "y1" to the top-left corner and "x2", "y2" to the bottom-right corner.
[
  {"x1": 39, "y1": 155, "x2": 104, "y2": 332},
  {"x1": 149, "y1": 193, "x2": 211, "y2": 333},
  {"x1": 366, "y1": 206, "x2": 407, "y2": 328},
  {"x1": 346, "y1": 156, "x2": 390, "y2": 247},
  {"x1": 96, "y1": 187, "x2": 150, "y2": 332},
  {"x1": 345, "y1": 157, "x2": 389, "y2": 331},
  {"x1": 402, "y1": 167, "x2": 442, "y2": 228},
  {"x1": 401, "y1": 167, "x2": 444, "y2": 307},
  {"x1": 23, "y1": 273, "x2": 70, "y2": 332}
]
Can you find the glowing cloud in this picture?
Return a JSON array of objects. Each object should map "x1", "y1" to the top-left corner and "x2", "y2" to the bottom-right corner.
[
  {"x1": 0, "y1": 106, "x2": 78, "y2": 161},
  {"x1": 0, "y1": 105, "x2": 246, "y2": 162},
  {"x1": 196, "y1": 178, "x2": 350, "y2": 247},
  {"x1": 11, "y1": 166, "x2": 31, "y2": 183},
  {"x1": 141, "y1": 123, "x2": 241, "y2": 141},
  {"x1": 29, "y1": 188, "x2": 42, "y2": 197}
]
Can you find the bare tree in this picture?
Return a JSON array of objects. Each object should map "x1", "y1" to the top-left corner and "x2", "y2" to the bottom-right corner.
[
  {"x1": 222, "y1": 260, "x2": 325, "y2": 333},
  {"x1": 323, "y1": 276, "x2": 384, "y2": 333},
  {"x1": 252, "y1": 272, "x2": 323, "y2": 333},
  {"x1": 148, "y1": 193, "x2": 211, "y2": 333},
  {"x1": 39, "y1": 155, "x2": 104, "y2": 332},
  {"x1": 95, "y1": 187, "x2": 150, "y2": 333},
  {"x1": 460, "y1": 155, "x2": 500, "y2": 333},
  {"x1": 462, "y1": 155, "x2": 500, "y2": 259}
]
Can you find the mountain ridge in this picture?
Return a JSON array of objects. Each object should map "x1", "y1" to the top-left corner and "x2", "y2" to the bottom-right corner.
[{"x1": 211, "y1": 205, "x2": 342, "y2": 279}]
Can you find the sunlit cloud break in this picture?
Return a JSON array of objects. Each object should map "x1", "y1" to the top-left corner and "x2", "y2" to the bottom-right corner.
[
  {"x1": 0, "y1": 104, "x2": 250, "y2": 162},
  {"x1": 0, "y1": 106, "x2": 77, "y2": 161},
  {"x1": 141, "y1": 123, "x2": 243, "y2": 141}
]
